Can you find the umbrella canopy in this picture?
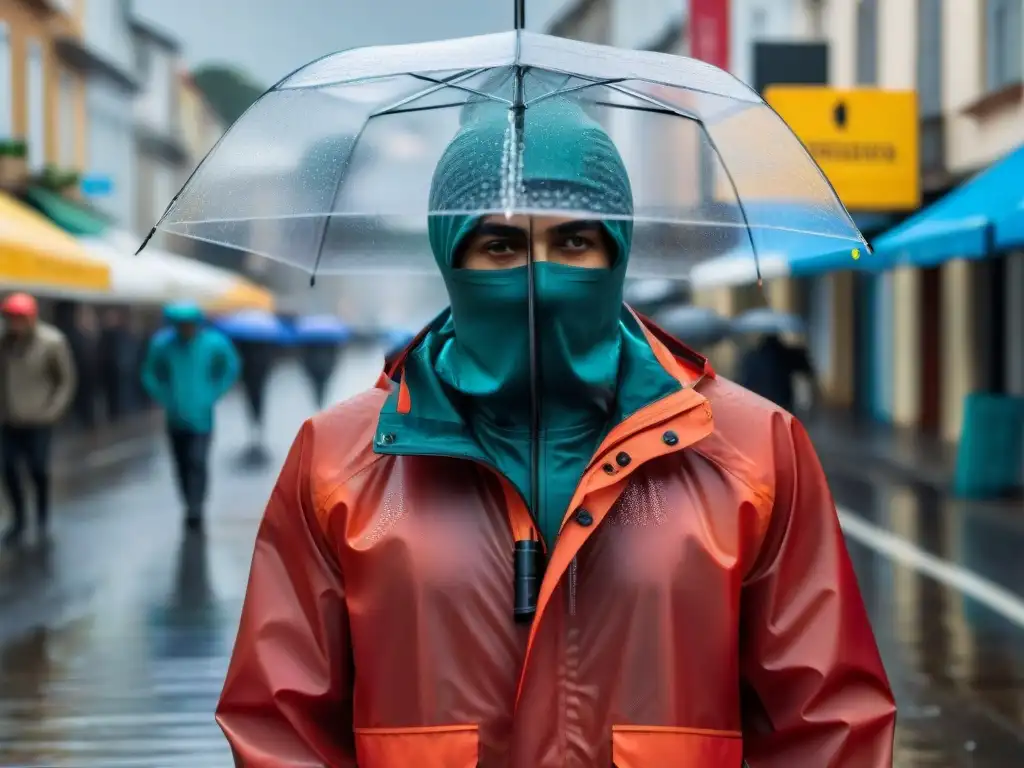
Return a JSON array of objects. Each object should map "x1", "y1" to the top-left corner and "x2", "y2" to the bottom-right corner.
[
  {"x1": 214, "y1": 310, "x2": 294, "y2": 344},
  {"x1": 144, "y1": 31, "x2": 865, "y2": 280},
  {"x1": 294, "y1": 314, "x2": 353, "y2": 344},
  {"x1": 731, "y1": 308, "x2": 806, "y2": 336},
  {"x1": 653, "y1": 304, "x2": 732, "y2": 347}
]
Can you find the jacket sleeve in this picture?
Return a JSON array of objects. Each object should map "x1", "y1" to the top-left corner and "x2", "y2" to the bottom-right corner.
[
  {"x1": 739, "y1": 415, "x2": 896, "y2": 767},
  {"x1": 216, "y1": 421, "x2": 356, "y2": 767},
  {"x1": 140, "y1": 337, "x2": 168, "y2": 406},
  {"x1": 43, "y1": 333, "x2": 77, "y2": 422}
]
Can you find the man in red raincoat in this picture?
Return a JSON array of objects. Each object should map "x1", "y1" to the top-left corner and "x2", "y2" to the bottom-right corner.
[{"x1": 217, "y1": 99, "x2": 895, "y2": 767}]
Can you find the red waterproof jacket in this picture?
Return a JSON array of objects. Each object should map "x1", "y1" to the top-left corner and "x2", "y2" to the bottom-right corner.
[{"x1": 217, "y1": 319, "x2": 895, "y2": 767}]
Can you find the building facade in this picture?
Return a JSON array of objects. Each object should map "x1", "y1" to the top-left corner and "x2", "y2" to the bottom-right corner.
[
  {"x1": 793, "y1": 0, "x2": 1024, "y2": 441},
  {"x1": 53, "y1": 0, "x2": 138, "y2": 228},
  {"x1": 0, "y1": 0, "x2": 86, "y2": 178},
  {"x1": 130, "y1": 14, "x2": 186, "y2": 243},
  {"x1": 177, "y1": 71, "x2": 222, "y2": 172},
  {"x1": 547, "y1": 0, "x2": 1024, "y2": 445}
]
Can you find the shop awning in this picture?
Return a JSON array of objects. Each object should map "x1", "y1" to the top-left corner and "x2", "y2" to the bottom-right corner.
[
  {"x1": 22, "y1": 186, "x2": 110, "y2": 237},
  {"x1": 0, "y1": 192, "x2": 111, "y2": 295},
  {"x1": 103, "y1": 230, "x2": 275, "y2": 312},
  {"x1": 873, "y1": 143, "x2": 1024, "y2": 267},
  {"x1": 80, "y1": 235, "x2": 185, "y2": 304},
  {"x1": 994, "y1": 199, "x2": 1024, "y2": 251},
  {"x1": 204, "y1": 281, "x2": 276, "y2": 314}
]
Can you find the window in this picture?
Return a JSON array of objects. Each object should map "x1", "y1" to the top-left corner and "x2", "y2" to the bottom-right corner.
[
  {"x1": 917, "y1": 0, "x2": 943, "y2": 116},
  {"x1": 855, "y1": 0, "x2": 878, "y2": 85},
  {"x1": 0, "y1": 24, "x2": 10, "y2": 139},
  {"x1": 26, "y1": 39, "x2": 45, "y2": 171},
  {"x1": 986, "y1": 0, "x2": 1023, "y2": 91},
  {"x1": 59, "y1": 70, "x2": 76, "y2": 166}
]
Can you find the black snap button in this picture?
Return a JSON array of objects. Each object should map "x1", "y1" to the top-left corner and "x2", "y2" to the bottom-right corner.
[
  {"x1": 602, "y1": 463, "x2": 615, "y2": 475},
  {"x1": 616, "y1": 451, "x2": 631, "y2": 467},
  {"x1": 662, "y1": 430, "x2": 679, "y2": 446},
  {"x1": 380, "y1": 432, "x2": 396, "y2": 445},
  {"x1": 575, "y1": 508, "x2": 593, "y2": 526}
]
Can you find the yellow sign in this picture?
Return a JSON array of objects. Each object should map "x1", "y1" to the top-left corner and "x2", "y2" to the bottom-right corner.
[{"x1": 764, "y1": 86, "x2": 920, "y2": 211}]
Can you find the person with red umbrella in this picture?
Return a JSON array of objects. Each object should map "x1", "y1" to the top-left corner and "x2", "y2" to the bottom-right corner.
[{"x1": 0, "y1": 293, "x2": 76, "y2": 546}]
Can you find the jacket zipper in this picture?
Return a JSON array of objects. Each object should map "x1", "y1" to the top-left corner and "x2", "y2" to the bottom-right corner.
[{"x1": 568, "y1": 557, "x2": 578, "y2": 616}]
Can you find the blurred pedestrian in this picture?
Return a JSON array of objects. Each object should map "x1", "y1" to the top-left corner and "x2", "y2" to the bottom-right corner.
[
  {"x1": 98, "y1": 307, "x2": 133, "y2": 421},
  {"x1": 738, "y1": 332, "x2": 818, "y2": 413},
  {"x1": 233, "y1": 339, "x2": 274, "y2": 466},
  {"x1": 218, "y1": 100, "x2": 894, "y2": 766},
  {"x1": 68, "y1": 304, "x2": 99, "y2": 429},
  {"x1": 299, "y1": 343, "x2": 339, "y2": 409},
  {"x1": 141, "y1": 303, "x2": 240, "y2": 531},
  {"x1": 0, "y1": 293, "x2": 76, "y2": 546}
]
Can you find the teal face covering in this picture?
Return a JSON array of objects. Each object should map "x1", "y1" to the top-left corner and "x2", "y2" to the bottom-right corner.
[
  {"x1": 436, "y1": 261, "x2": 625, "y2": 425},
  {"x1": 428, "y1": 99, "x2": 635, "y2": 427}
]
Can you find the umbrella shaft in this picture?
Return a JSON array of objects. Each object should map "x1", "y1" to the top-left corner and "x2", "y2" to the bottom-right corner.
[{"x1": 514, "y1": 0, "x2": 525, "y2": 29}]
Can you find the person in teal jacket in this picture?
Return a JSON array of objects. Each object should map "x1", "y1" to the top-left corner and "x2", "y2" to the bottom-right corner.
[{"x1": 142, "y1": 302, "x2": 240, "y2": 530}]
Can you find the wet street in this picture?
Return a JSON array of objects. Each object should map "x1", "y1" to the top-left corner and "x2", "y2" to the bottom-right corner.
[{"x1": 0, "y1": 347, "x2": 1022, "y2": 766}]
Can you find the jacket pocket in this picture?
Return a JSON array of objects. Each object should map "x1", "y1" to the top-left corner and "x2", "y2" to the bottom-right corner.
[
  {"x1": 612, "y1": 725, "x2": 743, "y2": 768},
  {"x1": 354, "y1": 724, "x2": 478, "y2": 768}
]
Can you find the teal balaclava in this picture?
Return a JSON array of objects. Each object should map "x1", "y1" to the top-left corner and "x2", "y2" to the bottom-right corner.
[{"x1": 428, "y1": 98, "x2": 634, "y2": 428}]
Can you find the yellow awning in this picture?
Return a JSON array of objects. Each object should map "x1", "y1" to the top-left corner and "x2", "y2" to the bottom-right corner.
[
  {"x1": 0, "y1": 192, "x2": 111, "y2": 294},
  {"x1": 205, "y1": 280, "x2": 276, "y2": 314}
]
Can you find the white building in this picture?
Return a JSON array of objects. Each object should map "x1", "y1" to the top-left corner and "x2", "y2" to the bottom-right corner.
[
  {"x1": 130, "y1": 15, "x2": 187, "y2": 243},
  {"x1": 51, "y1": 0, "x2": 138, "y2": 228}
]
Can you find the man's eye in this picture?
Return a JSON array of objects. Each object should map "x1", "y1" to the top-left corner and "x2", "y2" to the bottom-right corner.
[
  {"x1": 561, "y1": 235, "x2": 594, "y2": 251},
  {"x1": 483, "y1": 240, "x2": 517, "y2": 256}
]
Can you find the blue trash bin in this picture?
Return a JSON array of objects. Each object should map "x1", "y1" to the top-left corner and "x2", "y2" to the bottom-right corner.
[{"x1": 953, "y1": 393, "x2": 1024, "y2": 498}]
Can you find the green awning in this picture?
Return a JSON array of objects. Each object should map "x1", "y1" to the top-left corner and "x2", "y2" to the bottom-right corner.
[{"x1": 23, "y1": 186, "x2": 109, "y2": 237}]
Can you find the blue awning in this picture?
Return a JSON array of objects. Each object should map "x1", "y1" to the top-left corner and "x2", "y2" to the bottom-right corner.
[
  {"x1": 994, "y1": 199, "x2": 1024, "y2": 251},
  {"x1": 873, "y1": 143, "x2": 1024, "y2": 267}
]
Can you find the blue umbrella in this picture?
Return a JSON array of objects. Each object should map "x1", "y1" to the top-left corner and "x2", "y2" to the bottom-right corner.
[
  {"x1": 731, "y1": 308, "x2": 806, "y2": 336},
  {"x1": 214, "y1": 310, "x2": 294, "y2": 344},
  {"x1": 653, "y1": 305, "x2": 732, "y2": 347},
  {"x1": 294, "y1": 314, "x2": 353, "y2": 344},
  {"x1": 383, "y1": 328, "x2": 416, "y2": 349}
]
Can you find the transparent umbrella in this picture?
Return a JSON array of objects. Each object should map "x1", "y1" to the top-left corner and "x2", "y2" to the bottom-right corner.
[
  {"x1": 142, "y1": 35, "x2": 865, "y2": 278},
  {"x1": 140, "y1": 8, "x2": 865, "y2": 622}
]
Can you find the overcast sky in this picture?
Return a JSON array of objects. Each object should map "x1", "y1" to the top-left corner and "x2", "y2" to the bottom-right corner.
[{"x1": 134, "y1": 0, "x2": 570, "y2": 85}]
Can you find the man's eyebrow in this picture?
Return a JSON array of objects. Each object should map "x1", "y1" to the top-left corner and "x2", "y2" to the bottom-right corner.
[
  {"x1": 548, "y1": 219, "x2": 603, "y2": 236},
  {"x1": 470, "y1": 223, "x2": 529, "y2": 239}
]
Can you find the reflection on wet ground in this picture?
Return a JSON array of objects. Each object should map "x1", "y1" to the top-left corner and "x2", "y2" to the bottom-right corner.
[
  {"x1": 829, "y1": 469, "x2": 1024, "y2": 766},
  {"x1": 0, "y1": 353, "x2": 1022, "y2": 766}
]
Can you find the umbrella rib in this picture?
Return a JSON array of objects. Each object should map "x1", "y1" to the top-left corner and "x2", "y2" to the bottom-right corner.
[
  {"x1": 524, "y1": 77, "x2": 626, "y2": 107},
  {"x1": 590, "y1": 101, "x2": 680, "y2": 118},
  {"x1": 409, "y1": 73, "x2": 513, "y2": 105},
  {"x1": 700, "y1": 125, "x2": 763, "y2": 286},
  {"x1": 602, "y1": 83, "x2": 701, "y2": 121},
  {"x1": 370, "y1": 68, "x2": 483, "y2": 117},
  {"x1": 309, "y1": 119, "x2": 372, "y2": 283},
  {"x1": 372, "y1": 101, "x2": 470, "y2": 117}
]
